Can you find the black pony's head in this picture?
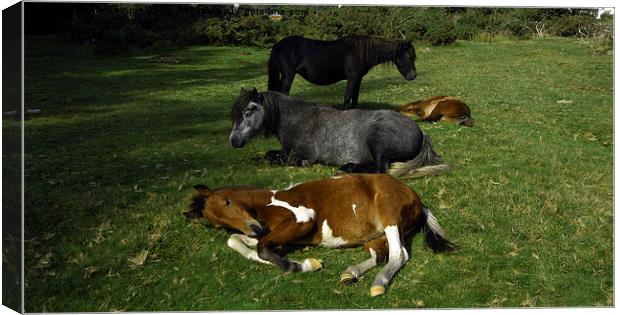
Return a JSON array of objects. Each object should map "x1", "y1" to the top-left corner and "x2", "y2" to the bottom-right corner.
[
  {"x1": 229, "y1": 88, "x2": 279, "y2": 148},
  {"x1": 394, "y1": 40, "x2": 417, "y2": 81}
]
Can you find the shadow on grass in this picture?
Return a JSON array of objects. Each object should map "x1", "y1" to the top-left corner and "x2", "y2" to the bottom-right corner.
[
  {"x1": 281, "y1": 75, "x2": 424, "y2": 110},
  {"x1": 26, "y1": 46, "x2": 267, "y2": 117}
]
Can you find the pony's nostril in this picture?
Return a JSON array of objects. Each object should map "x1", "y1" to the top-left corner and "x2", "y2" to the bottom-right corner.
[
  {"x1": 246, "y1": 219, "x2": 266, "y2": 237},
  {"x1": 250, "y1": 225, "x2": 263, "y2": 236},
  {"x1": 230, "y1": 135, "x2": 241, "y2": 148}
]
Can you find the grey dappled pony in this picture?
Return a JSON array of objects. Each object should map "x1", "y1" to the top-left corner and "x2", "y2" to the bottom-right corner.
[{"x1": 229, "y1": 88, "x2": 449, "y2": 177}]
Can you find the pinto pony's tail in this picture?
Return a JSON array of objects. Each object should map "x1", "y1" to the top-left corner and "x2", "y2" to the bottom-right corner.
[
  {"x1": 388, "y1": 132, "x2": 450, "y2": 178},
  {"x1": 421, "y1": 207, "x2": 456, "y2": 253},
  {"x1": 267, "y1": 54, "x2": 281, "y2": 91}
]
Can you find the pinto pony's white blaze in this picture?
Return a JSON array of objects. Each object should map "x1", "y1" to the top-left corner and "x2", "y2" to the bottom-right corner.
[
  {"x1": 352, "y1": 203, "x2": 357, "y2": 216},
  {"x1": 319, "y1": 220, "x2": 348, "y2": 248},
  {"x1": 267, "y1": 196, "x2": 315, "y2": 223}
]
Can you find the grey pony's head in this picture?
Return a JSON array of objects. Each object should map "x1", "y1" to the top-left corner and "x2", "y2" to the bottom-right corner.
[{"x1": 229, "y1": 88, "x2": 266, "y2": 148}]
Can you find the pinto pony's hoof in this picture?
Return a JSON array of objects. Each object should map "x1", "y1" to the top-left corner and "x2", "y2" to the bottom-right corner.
[
  {"x1": 301, "y1": 258, "x2": 323, "y2": 272},
  {"x1": 339, "y1": 273, "x2": 358, "y2": 285},
  {"x1": 369, "y1": 285, "x2": 386, "y2": 297}
]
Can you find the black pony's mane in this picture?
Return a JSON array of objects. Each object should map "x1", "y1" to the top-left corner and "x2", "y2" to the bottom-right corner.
[
  {"x1": 341, "y1": 35, "x2": 412, "y2": 67},
  {"x1": 231, "y1": 90, "x2": 283, "y2": 135}
]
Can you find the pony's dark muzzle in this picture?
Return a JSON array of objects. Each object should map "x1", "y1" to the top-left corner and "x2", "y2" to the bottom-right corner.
[
  {"x1": 246, "y1": 219, "x2": 266, "y2": 237},
  {"x1": 229, "y1": 134, "x2": 246, "y2": 148},
  {"x1": 460, "y1": 117, "x2": 475, "y2": 127},
  {"x1": 405, "y1": 72, "x2": 417, "y2": 80}
]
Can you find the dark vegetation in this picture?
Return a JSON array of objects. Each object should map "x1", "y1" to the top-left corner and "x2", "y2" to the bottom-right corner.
[{"x1": 25, "y1": 4, "x2": 613, "y2": 53}]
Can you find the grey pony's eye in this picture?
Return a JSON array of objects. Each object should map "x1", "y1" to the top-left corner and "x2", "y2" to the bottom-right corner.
[{"x1": 244, "y1": 105, "x2": 257, "y2": 117}]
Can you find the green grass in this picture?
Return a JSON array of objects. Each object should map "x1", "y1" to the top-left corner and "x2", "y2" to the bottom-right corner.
[{"x1": 23, "y1": 35, "x2": 612, "y2": 311}]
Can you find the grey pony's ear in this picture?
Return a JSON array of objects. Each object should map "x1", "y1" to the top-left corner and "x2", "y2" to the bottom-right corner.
[
  {"x1": 240, "y1": 87, "x2": 247, "y2": 96},
  {"x1": 193, "y1": 184, "x2": 212, "y2": 195},
  {"x1": 249, "y1": 87, "x2": 261, "y2": 102}
]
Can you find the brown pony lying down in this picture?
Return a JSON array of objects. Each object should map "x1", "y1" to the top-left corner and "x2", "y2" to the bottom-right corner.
[
  {"x1": 184, "y1": 174, "x2": 455, "y2": 297},
  {"x1": 398, "y1": 96, "x2": 474, "y2": 127}
]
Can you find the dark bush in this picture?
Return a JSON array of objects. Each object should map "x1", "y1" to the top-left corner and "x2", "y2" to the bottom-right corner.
[
  {"x1": 123, "y1": 24, "x2": 160, "y2": 47},
  {"x1": 551, "y1": 14, "x2": 595, "y2": 37},
  {"x1": 28, "y1": 4, "x2": 605, "y2": 49},
  {"x1": 501, "y1": 19, "x2": 531, "y2": 39},
  {"x1": 95, "y1": 30, "x2": 128, "y2": 54},
  {"x1": 425, "y1": 20, "x2": 457, "y2": 45}
]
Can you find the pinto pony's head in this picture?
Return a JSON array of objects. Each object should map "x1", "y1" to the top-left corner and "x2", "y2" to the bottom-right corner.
[
  {"x1": 229, "y1": 88, "x2": 280, "y2": 148},
  {"x1": 184, "y1": 184, "x2": 266, "y2": 237},
  {"x1": 394, "y1": 40, "x2": 417, "y2": 81}
]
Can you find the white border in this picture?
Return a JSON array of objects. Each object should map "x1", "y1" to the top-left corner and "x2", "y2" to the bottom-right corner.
[{"x1": 0, "y1": 1, "x2": 617, "y2": 315}]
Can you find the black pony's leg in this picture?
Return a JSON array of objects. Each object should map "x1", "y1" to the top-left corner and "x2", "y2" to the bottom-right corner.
[
  {"x1": 351, "y1": 78, "x2": 362, "y2": 108},
  {"x1": 280, "y1": 71, "x2": 296, "y2": 95},
  {"x1": 343, "y1": 76, "x2": 362, "y2": 109}
]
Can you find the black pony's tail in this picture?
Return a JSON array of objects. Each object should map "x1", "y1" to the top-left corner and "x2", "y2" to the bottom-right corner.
[
  {"x1": 388, "y1": 132, "x2": 450, "y2": 178},
  {"x1": 421, "y1": 206, "x2": 456, "y2": 253},
  {"x1": 267, "y1": 54, "x2": 281, "y2": 91}
]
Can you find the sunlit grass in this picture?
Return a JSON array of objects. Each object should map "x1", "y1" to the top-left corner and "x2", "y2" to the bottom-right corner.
[{"x1": 23, "y1": 35, "x2": 612, "y2": 310}]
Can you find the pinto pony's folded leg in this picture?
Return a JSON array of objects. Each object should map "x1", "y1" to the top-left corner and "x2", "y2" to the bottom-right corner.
[
  {"x1": 370, "y1": 225, "x2": 409, "y2": 297},
  {"x1": 340, "y1": 236, "x2": 388, "y2": 285},
  {"x1": 256, "y1": 220, "x2": 322, "y2": 273},
  {"x1": 227, "y1": 234, "x2": 271, "y2": 265}
]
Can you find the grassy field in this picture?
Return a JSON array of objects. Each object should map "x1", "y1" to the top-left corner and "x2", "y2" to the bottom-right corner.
[{"x1": 23, "y1": 35, "x2": 612, "y2": 311}]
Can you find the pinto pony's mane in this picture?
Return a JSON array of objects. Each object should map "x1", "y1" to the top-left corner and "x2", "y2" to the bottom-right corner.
[
  {"x1": 189, "y1": 193, "x2": 206, "y2": 214},
  {"x1": 343, "y1": 35, "x2": 414, "y2": 67},
  {"x1": 231, "y1": 90, "x2": 282, "y2": 135}
]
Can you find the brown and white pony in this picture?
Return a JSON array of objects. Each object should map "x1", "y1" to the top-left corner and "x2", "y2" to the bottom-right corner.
[
  {"x1": 183, "y1": 174, "x2": 455, "y2": 297},
  {"x1": 398, "y1": 96, "x2": 474, "y2": 127}
]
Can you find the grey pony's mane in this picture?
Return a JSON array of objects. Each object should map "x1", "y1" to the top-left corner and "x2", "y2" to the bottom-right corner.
[
  {"x1": 232, "y1": 90, "x2": 325, "y2": 136},
  {"x1": 231, "y1": 90, "x2": 282, "y2": 135}
]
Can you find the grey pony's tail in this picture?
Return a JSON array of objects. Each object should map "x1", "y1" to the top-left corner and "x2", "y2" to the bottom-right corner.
[{"x1": 388, "y1": 132, "x2": 450, "y2": 178}]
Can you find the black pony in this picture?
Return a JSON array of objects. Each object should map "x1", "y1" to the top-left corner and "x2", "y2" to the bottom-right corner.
[
  {"x1": 267, "y1": 35, "x2": 417, "y2": 109},
  {"x1": 229, "y1": 88, "x2": 449, "y2": 177}
]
